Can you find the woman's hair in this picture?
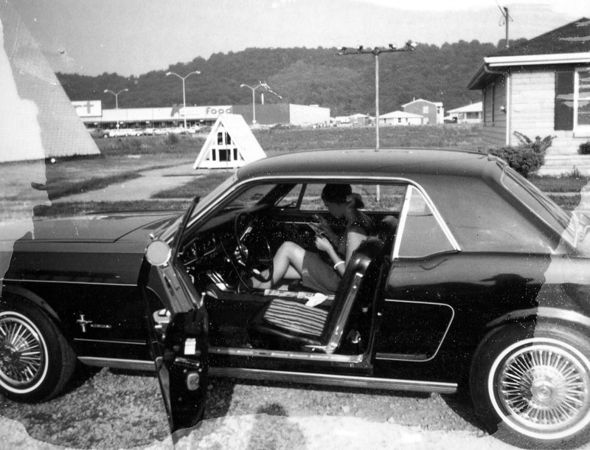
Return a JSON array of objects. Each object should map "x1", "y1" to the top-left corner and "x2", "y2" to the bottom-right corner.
[
  {"x1": 321, "y1": 184, "x2": 364, "y2": 208},
  {"x1": 321, "y1": 184, "x2": 352, "y2": 204}
]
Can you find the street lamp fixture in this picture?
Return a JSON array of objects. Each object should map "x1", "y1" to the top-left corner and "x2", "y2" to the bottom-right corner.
[
  {"x1": 104, "y1": 88, "x2": 128, "y2": 128},
  {"x1": 240, "y1": 81, "x2": 282, "y2": 125},
  {"x1": 337, "y1": 41, "x2": 416, "y2": 151},
  {"x1": 166, "y1": 70, "x2": 201, "y2": 129}
]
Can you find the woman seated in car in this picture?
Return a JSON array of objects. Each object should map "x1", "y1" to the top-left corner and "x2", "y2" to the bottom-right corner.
[{"x1": 251, "y1": 183, "x2": 373, "y2": 294}]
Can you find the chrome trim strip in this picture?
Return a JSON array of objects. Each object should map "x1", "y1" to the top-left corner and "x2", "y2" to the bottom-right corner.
[
  {"x1": 392, "y1": 187, "x2": 412, "y2": 259},
  {"x1": 377, "y1": 298, "x2": 455, "y2": 363},
  {"x1": 77, "y1": 356, "x2": 154, "y2": 371},
  {"x1": 326, "y1": 272, "x2": 363, "y2": 353},
  {"x1": 209, "y1": 346, "x2": 364, "y2": 363},
  {"x1": 208, "y1": 367, "x2": 457, "y2": 394},
  {"x1": 74, "y1": 338, "x2": 147, "y2": 346},
  {"x1": 2, "y1": 278, "x2": 136, "y2": 287}
]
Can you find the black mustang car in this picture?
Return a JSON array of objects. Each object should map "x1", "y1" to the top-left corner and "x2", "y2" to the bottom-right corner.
[{"x1": 2, "y1": 149, "x2": 590, "y2": 448}]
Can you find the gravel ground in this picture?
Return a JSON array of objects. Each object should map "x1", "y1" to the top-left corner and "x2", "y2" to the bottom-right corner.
[{"x1": 0, "y1": 367, "x2": 517, "y2": 450}]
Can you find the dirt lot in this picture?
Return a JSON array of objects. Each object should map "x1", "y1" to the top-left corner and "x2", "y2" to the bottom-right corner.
[{"x1": 0, "y1": 367, "x2": 520, "y2": 450}]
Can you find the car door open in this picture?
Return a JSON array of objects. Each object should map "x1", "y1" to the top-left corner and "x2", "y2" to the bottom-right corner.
[{"x1": 141, "y1": 198, "x2": 209, "y2": 433}]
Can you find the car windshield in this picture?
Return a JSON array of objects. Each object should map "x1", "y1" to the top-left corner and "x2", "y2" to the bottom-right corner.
[
  {"x1": 500, "y1": 166, "x2": 575, "y2": 246},
  {"x1": 158, "y1": 173, "x2": 237, "y2": 243}
]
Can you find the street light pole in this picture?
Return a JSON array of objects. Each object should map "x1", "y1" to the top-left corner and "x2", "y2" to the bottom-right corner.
[
  {"x1": 104, "y1": 88, "x2": 128, "y2": 128},
  {"x1": 240, "y1": 81, "x2": 282, "y2": 125},
  {"x1": 166, "y1": 70, "x2": 201, "y2": 129},
  {"x1": 337, "y1": 41, "x2": 416, "y2": 151}
]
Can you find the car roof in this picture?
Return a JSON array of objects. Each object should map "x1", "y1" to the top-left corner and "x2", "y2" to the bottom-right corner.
[{"x1": 237, "y1": 148, "x2": 500, "y2": 181}]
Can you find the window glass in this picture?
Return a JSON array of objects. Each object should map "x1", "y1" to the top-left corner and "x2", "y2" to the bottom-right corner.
[
  {"x1": 577, "y1": 68, "x2": 590, "y2": 127},
  {"x1": 397, "y1": 186, "x2": 454, "y2": 258},
  {"x1": 299, "y1": 183, "x2": 406, "y2": 213},
  {"x1": 276, "y1": 184, "x2": 302, "y2": 208},
  {"x1": 225, "y1": 183, "x2": 276, "y2": 209}
]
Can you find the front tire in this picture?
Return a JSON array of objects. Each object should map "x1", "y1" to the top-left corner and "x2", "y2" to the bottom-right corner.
[
  {"x1": 0, "y1": 298, "x2": 76, "y2": 402},
  {"x1": 470, "y1": 322, "x2": 590, "y2": 449}
]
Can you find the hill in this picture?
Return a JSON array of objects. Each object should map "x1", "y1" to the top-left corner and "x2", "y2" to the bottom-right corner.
[{"x1": 57, "y1": 40, "x2": 517, "y2": 116}]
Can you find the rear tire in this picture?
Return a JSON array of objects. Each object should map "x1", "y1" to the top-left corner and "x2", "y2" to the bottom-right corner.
[
  {"x1": 470, "y1": 322, "x2": 590, "y2": 449},
  {"x1": 0, "y1": 297, "x2": 76, "y2": 402}
]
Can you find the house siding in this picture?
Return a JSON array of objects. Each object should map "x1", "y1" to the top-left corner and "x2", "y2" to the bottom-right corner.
[
  {"x1": 403, "y1": 101, "x2": 437, "y2": 124},
  {"x1": 481, "y1": 77, "x2": 507, "y2": 147},
  {"x1": 509, "y1": 71, "x2": 555, "y2": 146}
]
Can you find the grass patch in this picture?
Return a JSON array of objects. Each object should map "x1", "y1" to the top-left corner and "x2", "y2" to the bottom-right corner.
[
  {"x1": 254, "y1": 124, "x2": 486, "y2": 153},
  {"x1": 45, "y1": 172, "x2": 142, "y2": 200},
  {"x1": 96, "y1": 134, "x2": 204, "y2": 157},
  {"x1": 548, "y1": 194, "x2": 581, "y2": 211},
  {"x1": 33, "y1": 200, "x2": 190, "y2": 217},
  {"x1": 529, "y1": 174, "x2": 590, "y2": 193},
  {"x1": 152, "y1": 171, "x2": 233, "y2": 199}
]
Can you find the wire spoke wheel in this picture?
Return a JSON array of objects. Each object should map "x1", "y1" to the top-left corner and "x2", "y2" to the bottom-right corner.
[
  {"x1": 492, "y1": 338, "x2": 590, "y2": 440},
  {"x1": 0, "y1": 312, "x2": 47, "y2": 390}
]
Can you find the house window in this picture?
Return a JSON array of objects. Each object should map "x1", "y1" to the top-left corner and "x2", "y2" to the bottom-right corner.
[
  {"x1": 422, "y1": 106, "x2": 429, "y2": 114},
  {"x1": 575, "y1": 68, "x2": 590, "y2": 130}
]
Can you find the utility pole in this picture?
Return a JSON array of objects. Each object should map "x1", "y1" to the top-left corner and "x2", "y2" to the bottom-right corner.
[
  {"x1": 337, "y1": 41, "x2": 416, "y2": 151},
  {"x1": 498, "y1": 6, "x2": 512, "y2": 48}
]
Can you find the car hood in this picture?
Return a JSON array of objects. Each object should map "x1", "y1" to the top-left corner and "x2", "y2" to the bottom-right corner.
[{"x1": 0, "y1": 212, "x2": 181, "y2": 244}]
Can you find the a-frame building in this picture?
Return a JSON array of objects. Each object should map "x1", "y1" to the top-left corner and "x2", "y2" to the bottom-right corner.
[{"x1": 194, "y1": 114, "x2": 266, "y2": 169}]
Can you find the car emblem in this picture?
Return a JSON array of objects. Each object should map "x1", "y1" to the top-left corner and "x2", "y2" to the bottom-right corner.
[{"x1": 76, "y1": 314, "x2": 93, "y2": 333}]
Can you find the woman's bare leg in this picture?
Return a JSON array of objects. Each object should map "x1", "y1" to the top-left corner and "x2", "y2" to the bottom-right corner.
[{"x1": 252, "y1": 241, "x2": 306, "y2": 289}]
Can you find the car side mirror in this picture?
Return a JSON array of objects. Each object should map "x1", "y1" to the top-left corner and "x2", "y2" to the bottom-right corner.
[{"x1": 146, "y1": 240, "x2": 172, "y2": 267}]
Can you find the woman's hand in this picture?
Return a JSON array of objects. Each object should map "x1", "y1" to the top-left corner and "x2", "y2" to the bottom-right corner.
[
  {"x1": 317, "y1": 216, "x2": 338, "y2": 243},
  {"x1": 314, "y1": 235, "x2": 333, "y2": 253}
]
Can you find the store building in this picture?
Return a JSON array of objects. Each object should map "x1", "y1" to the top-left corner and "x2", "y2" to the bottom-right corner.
[{"x1": 74, "y1": 102, "x2": 330, "y2": 130}]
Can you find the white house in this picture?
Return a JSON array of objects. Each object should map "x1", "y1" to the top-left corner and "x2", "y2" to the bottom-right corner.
[
  {"x1": 379, "y1": 111, "x2": 425, "y2": 126},
  {"x1": 467, "y1": 17, "x2": 590, "y2": 174},
  {"x1": 446, "y1": 102, "x2": 483, "y2": 124},
  {"x1": 194, "y1": 114, "x2": 266, "y2": 169}
]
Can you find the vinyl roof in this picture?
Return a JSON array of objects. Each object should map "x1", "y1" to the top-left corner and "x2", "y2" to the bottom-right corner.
[{"x1": 237, "y1": 148, "x2": 498, "y2": 181}]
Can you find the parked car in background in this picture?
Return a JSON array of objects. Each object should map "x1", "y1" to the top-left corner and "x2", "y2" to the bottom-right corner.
[{"x1": 2, "y1": 149, "x2": 590, "y2": 448}]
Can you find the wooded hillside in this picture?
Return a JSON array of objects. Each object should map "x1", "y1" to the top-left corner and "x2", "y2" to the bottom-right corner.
[{"x1": 57, "y1": 40, "x2": 520, "y2": 116}]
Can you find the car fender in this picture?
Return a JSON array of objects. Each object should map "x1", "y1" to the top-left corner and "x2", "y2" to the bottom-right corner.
[
  {"x1": 484, "y1": 306, "x2": 590, "y2": 334},
  {"x1": 1, "y1": 284, "x2": 61, "y2": 325}
]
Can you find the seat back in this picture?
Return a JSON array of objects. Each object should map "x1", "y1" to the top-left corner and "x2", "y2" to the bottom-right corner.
[{"x1": 319, "y1": 237, "x2": 384, "y2": 353}]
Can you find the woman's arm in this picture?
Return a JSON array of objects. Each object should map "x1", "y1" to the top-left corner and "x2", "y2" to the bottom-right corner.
[{"x1": 345, "y1": 230, "x2": 368, "y2": 263}]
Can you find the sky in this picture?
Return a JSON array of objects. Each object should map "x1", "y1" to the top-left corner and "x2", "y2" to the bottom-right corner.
[{"x1": 7, "y1": 0, "x2": 590, "y2": 76}]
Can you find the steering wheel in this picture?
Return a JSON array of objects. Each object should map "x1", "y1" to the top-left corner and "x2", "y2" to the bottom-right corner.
[{"x1": 233, "y1": 212, "x2": 273, "y2": 282}]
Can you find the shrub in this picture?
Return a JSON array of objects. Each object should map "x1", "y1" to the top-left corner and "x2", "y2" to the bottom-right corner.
[
  {"x1": 489, "y1": 132, "x2": 554, "y2": 178},
  {"x1": 165, "y1": 133, "x2": 179, "y2": 146},
  {"x1": 579, "y1": 141, "x2": 590, "y2": 155},
  {"x1": 488, "y1": 146, "x2": 545, "y2": 177}
]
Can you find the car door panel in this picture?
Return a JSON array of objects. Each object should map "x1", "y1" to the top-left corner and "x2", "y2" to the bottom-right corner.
[{"x1": 142, "y1": 259, "x2": 208, "y2": 433}]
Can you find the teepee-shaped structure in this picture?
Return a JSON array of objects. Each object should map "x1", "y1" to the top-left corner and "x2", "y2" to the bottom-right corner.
[
  {"x1": 0, "y1": 2, "x2": 100, "y2": 162},
  {"x1": 194, "y1": 114, "x2": 266, "y2": 169}
]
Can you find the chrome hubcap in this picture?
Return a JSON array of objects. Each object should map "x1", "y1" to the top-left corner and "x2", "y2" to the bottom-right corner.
[
  {"x1": 498, "y1": 342, "x2": 590, "y2": 435},
  {"x1": 0, "y1": 314, "x2": 44, "y2": 387}
]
